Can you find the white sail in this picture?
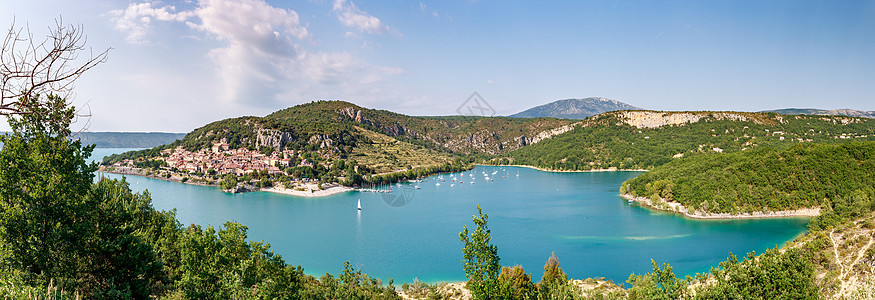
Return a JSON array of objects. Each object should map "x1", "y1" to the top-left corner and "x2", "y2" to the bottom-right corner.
[{"x1": 357, "y1": 199, "x2": 362, "y2": 210}]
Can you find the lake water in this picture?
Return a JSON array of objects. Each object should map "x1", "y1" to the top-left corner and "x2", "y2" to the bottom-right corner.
[{"x1": 91, "y1": 148, "x2": 809, "y2": 284}]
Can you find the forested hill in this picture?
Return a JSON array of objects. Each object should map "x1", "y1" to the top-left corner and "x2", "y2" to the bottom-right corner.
[
  {"x1": 160, "y1": 100, "x2": 573, "y2": 155},
  {"x1": 102, "y1": 101, "x2": 576, "y2": 175},
  {"x1": 621, "y1": 141, "x2": 875, "y2": 218},
  {"x1": 489, "y1": 110, "x2": 875, "y2": 170},
  {"x1": 508, "y1": 97, "x2": 641, "y2": 119}
]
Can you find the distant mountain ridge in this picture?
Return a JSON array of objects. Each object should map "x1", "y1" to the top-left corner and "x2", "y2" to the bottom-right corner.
[
  {"x1": 509, "y1": 97, "x2": 641, "y2": 119},
  {"x1": 76, "y1": 132, "x2": 186, "y2": 148},
  {"x1": 763, "y1": 108, "x2": 875, "y2": 119}
]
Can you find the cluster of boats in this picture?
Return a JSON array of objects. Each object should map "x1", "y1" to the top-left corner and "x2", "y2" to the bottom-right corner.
[
  {"x1": 434, "y1": 168, "x2": 518, "y2": 187},
  {"x1": 358, "y1": 168, "x2": 521, "y2": 210}
]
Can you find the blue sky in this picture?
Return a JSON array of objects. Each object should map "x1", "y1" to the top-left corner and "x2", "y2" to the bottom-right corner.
[{"x1": 1, "y1": 0, "x2": 873, "y2": 132}]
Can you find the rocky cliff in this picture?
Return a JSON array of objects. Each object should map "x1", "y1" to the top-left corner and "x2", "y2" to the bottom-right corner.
[{"x1": 336, "y1": 106, "x2": 575, "y2": 155}]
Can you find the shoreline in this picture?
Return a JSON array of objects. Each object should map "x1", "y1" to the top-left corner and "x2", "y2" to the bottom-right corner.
[
  {"x1": 475, "y1": 163, "x2": 648, "y2": 173},
  {"x1": 262, "y1": 185, "x2": 354, "y2": 197},
  {"x1": 620, "y1": 194, "x2": 821, "y2": 220},
  {"x1": 99, "y1": 166, "x2": 355, "y2": 198}
]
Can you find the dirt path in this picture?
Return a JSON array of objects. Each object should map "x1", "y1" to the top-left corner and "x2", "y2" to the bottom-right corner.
[{"x1": 830, "y1": 228, "x2": 875, "y2": 298}]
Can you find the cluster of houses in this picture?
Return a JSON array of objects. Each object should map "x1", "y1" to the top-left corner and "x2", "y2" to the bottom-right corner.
[{"x1": 110, "y1": 141, "x2": 315, "y2": 176}]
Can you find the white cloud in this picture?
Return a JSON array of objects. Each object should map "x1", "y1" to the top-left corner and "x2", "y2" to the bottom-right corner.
[
  {"x1": 109, "y1": 2, "x2": 194, "y2": 44},
  {"x1": 108, "y1": 0, "x2": 403, "y2": 108},
  {"x1": 332, "y1": 0, "x2": 391, "y2": 35}
]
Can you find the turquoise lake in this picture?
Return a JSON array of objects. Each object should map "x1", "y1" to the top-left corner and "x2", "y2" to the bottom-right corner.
[{"x1": 92, "y1": 148, "x2": 809, "y2": 284}]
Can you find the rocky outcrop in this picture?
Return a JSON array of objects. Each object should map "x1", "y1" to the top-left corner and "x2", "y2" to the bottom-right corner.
[
  {"x1": 619, "y1": 111, "x2": 752, "y2": 129},
  {"x1": 530, "y1": 123, "x2": 578, "y2": 144},
  {"x1": 337, "y1": 104, "x2": 576, "y2": 154},
  {"x1": 339, "y1": 107, "x2": 376, "y2": 127},
  {"x1": 308, "y1": 135, "x2": 334, "y2": 149},
  {"x1": 256, "y1": 129, "x2": 293, "y2": 151},
  {"x1": 338, "y1": 106, "x2": 416, "y2": 137},
  {"x1": 444, "y1": 130, "x2": 502, "y2": 155}
]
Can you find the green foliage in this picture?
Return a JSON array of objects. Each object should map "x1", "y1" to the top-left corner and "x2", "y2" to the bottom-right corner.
[
  {"x1": 497, "y1": 265, "x2": 536, "y2": 299},
  {"x1": 367, "y1": 159, "x2": 472, "y2": 185},
  {"x1": 694, "y1": 247, "x2": 819, "y2": 299},
  {"x1": 80, "y1": 177, "x2": 166, "y2": 297},
  {"x1": 497, "y1": 111, "x2": 875, "y2": 171},
  {"x1": 221, "y1": 174, "x2": 238, "y2": 190},
  {"x1": 0, "y1": 95, "x2": 167, "y2": 297},
  {"x1": 0, "y1": 95, "x2": 406, "y2": 298},
  {"x1": 627, "y1": 260, "x2": 689, "y2": 300},
  {"x1": 460, "y1": 205, "x2": 502, "y2": 299},
  {"x1": 298, "y1": 261, "x2": 401, "y2": 299},
  {"x1": 176, "y1": 222, "x2": 303, "y2": 299},
  {"x1": 0, "y1": 94, "x2": 97, "y2": 286},
  {"x1": 539, "y1": 252, "x2": 570, "y2": 298},
  {"x1": 623, "y1": 142, "x2": 875, "y2": 222}
]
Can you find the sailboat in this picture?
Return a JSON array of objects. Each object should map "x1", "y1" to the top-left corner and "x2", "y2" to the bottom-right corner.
[{"x1": 357, "y1": 199, "x2": 362, "y2": 210}]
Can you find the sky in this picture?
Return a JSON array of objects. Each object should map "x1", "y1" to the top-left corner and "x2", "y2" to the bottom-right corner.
[{"x1": 1, "y1": 0, "x2": 873, "y2": 132}]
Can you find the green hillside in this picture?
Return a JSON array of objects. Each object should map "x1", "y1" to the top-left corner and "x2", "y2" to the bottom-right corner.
[
  {"x1": 620, "y1": 141, "x2": 875, "y2": 217},
  {"x1": 490, "y1": 111, "x2": 875, "y2": 170},
  {"x1": 101, "y1": 101, "x2": 574, "y2": 185}
]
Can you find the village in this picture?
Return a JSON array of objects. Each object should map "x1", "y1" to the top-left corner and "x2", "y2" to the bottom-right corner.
[
  {"x1": 108, "y1": 140, "x2": 307, "y2": 176},
  {"x1": 101, "y1": 140, "x2": 364, "y2": 196}
]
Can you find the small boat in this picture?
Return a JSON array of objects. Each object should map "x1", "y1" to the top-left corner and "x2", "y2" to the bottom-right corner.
[
  {"x1": 450, "y1": 184, "x2": 455, "y2": 187},
  {"x1": 357, "y1": 199, "x2": 362, "y2": 210},
  {"x1": 436, "y1": 182, "x2": 441, "y2": 186},
  {"x1": 628, "y1": 200, "x2": 634, "y2": 204},
  {"x1": 415, "y1": 186, "x2": 421, "y2": 189}
]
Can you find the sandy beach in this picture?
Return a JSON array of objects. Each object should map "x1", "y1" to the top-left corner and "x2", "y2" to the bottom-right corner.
[
  {"x1": 262, "y1": 184, "x2": 354, "y2": 197},
  {"x1": 620, "y1": 194, "x2": 821, "y2": 220}
]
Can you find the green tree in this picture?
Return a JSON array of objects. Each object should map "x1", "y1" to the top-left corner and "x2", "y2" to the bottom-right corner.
[
  {"x1": 627, "y1": 259, "x2": 689, "y2": 300},
  {"x1": 221, "y1": 174, "x2": 238, "y2": 190},
  {"x1": 694, "y1": 247, "x2": 819, "y2": 299},
  {"x1": 497, "y1": 265, "x2": 536, "y2": 299},
  {"x1": 80, "y1": 177, "x2": 166, "y2": 298},
  {"x1": 177, "y1": 221, "x2": 303, "y2": 299},
  {"x1": 460, "y1": 205, "x2": 502, "y2": 299},
  {"x1": 0, "y1": 94, "x2": 96, "y2": 286},
  {"x1": 538, "y1": 252, "x2": 569, "y2": 298}
]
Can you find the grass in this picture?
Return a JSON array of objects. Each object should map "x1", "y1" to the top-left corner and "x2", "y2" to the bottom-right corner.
[{"x1": 350, "y1": 126, "x2": 456, "y2": 174}]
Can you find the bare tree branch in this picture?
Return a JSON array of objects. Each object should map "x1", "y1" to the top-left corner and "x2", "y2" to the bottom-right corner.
[{"x1": 1, "y1": 18, "x2": 109, "y2": 116}]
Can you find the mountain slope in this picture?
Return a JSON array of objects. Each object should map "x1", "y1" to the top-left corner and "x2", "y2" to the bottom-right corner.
[
  {"x1": 509, "y1": 97, "x2": 641, "y2": 119},
  {"x1": 490, "y1": 110, "x2": 875, "y2": 170},
  {"x1": 763, "y1": 108, "x2": 875, "y2": 119},
  {"x1": 102, "y1": 100, "x2": 577, "y2": 176}
]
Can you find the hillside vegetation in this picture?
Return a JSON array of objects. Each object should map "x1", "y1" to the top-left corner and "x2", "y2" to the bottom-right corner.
[
  {"x1": 101, "y1": 101, "x2": 573, "y2": 187},
  {"x1": 491, "y1": 110, "x2": 875, "y2": 171},
  {"x1": 620, "y1": 141, "x2": 875, "y2": 218}
]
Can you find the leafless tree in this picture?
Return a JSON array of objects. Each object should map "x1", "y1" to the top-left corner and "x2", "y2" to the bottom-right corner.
[{"x1": 0, "y1": 18, "x2": 109, "y2": 116}]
